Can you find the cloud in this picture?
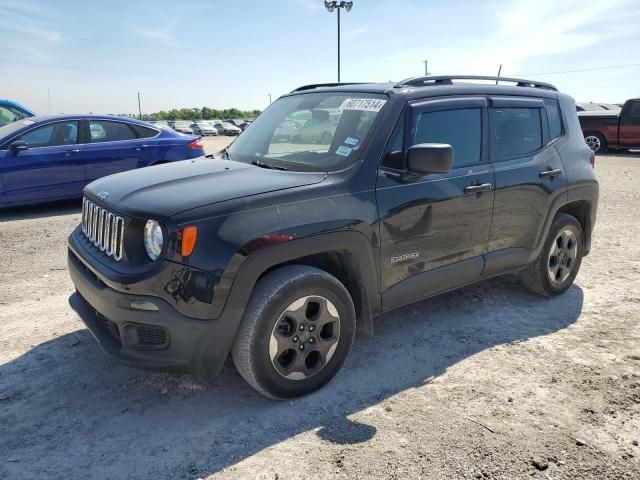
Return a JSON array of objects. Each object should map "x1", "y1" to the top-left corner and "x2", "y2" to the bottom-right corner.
[
  {"x1": 290, "y1": 0, "x2": 323, "y2": 12},
  {"x1": 0, "y1": 2, "x2": 64, "y2": 43},
  {"x1": 345, "y1": 27, "x2": 369, "y2": 39}
]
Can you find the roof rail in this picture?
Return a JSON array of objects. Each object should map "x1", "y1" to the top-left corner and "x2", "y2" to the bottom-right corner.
[
  {"x1": 290, "y1": 82, "x2": 368, "y2": 93},
  {"x1": 394, "y1": 75, "x2": 558, "y2": 91}
]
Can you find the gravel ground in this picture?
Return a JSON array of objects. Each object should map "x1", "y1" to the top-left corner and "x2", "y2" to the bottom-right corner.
[{"x1": 0, "y1": 152, "x2": 639, "y2": 480}]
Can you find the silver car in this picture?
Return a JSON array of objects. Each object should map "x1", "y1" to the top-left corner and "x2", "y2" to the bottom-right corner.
[
  {"x1": 172, "y1": 121, "x2": 194, "y2": 134},
  {"x1": 191, "y1": 121, "x2": 219, "y2": 136}
]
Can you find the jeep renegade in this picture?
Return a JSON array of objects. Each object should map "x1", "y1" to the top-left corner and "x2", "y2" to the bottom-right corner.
[{"x1": 68, "y1": 75, "x2": 599, "y2": 399}]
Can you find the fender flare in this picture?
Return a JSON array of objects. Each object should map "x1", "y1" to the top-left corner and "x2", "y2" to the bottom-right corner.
[
  {"x1": 528, "y1": 184, "x2": 598, "y2": 263},
  {"x1": 223, "y1": 230, "x2": 381, "y2": 336}
]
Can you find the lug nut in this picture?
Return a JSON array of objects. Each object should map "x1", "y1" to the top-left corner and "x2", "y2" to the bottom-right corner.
[
  {"x1": 299, "y1": 325, "x2": 305, "y2": 331},
  {"x1": 293, "y1": 336, "x2": 298, "y2": 342},
  {"x1": 299, "y1": 344, "x2": 305, "y2": 350},
  {"x1": 309, "y1": 338, "x2": 315, "y2": 344},
  {"x1": 309, "y1": 326, "x2": 315, "y2": 332}
]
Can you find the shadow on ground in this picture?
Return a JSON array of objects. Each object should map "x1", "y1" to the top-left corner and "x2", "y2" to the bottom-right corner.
[
  {"x1": 0, "y1": 276, "x2": 583, "y2": 479},
  {"x1": 0, "y1": 199, "x2": 81, "y2": 222}
]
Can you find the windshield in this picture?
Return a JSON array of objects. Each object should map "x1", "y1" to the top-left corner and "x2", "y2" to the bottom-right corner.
[
  {"x1": 228, "y1": 92, "x2": 388, "y2": 172},
  {"x1": 0, "y1": 105, "x2": 33, "y2": 125}
]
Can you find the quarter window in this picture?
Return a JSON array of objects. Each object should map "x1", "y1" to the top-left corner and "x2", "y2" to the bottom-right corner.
[
  {"x1": 413, "y1": 108, "x2": 482, "y2": 168},
  {"x1": 490, "y1": 108, "x2": 542, "y2": 160},
  {"x1": 17, "y1": 121, "x2": 79, "y2": 148},
  {"x1": 545, "y1": 102, "x2": 563, "y2": 140},
  {"x1": 132, "y1": 124, "x2": 159, "y2": 138},
  {"x1": 89, "y1": 121, "x2": 137, "y2": 143}
]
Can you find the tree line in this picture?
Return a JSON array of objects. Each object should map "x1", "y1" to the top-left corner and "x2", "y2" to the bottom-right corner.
[{"x1": 137, "y1": 107, "x2": 262, "y2": 121}]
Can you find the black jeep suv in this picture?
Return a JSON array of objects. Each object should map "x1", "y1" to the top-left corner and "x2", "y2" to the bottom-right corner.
[{"x1": 68, "y1": 76, "x2": 598, "y2": 398}]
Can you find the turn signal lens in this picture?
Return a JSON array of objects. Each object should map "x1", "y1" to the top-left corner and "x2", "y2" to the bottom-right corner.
[{"x1": 181, "y1": 226, "x2": 198, "y2": 256}]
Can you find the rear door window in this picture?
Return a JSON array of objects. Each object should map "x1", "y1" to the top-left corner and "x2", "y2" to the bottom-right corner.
[{"x1": 490, "y1": 108, "x2": 542, "y2": 160}]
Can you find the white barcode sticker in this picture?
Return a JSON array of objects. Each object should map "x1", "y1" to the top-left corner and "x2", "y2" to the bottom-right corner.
[{"x1": 339, "y1": 98, "x2": 387, "y2": 112}]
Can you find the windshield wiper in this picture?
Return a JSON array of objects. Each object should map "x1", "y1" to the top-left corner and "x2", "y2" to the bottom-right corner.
[
  {"x1": 252, "y1": 159, "x2": 288, "y2": 171},
  {"x1": 220, "y1": 147, "x2": 232, "y2": 160}
]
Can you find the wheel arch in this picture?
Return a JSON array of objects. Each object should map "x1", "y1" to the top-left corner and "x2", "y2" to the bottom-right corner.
[
  {"x1": 224, "y1": 231, "x2": 381, "y2": 337},
  {"x1": 530, "y1": 187, "x2": 597, "y2": 263},
  {"x1": 556, "y1": 200, "x2": 591, "y2": 252}
]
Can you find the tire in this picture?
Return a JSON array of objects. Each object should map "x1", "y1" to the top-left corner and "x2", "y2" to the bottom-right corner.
[
  {"x1": 232, "y1": 265, "x2": 356, "y2": 399},
  {"x1": 584, "y1": 132, "x2": 606, "y2": 154},
  {"x1": 520, "y1": 213, "x2": 584, "y2": 297}
]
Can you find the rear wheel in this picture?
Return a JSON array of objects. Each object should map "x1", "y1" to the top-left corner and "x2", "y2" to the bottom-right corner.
[
  {"x1": 232, "y1": 265, "x2": 356, "y2": 399},
  {"x1": 584, "y1": 133, "x2": 606, "y2": 154},
  {"x1": 520, "y1": 213, "x2": 584, "y2": 296}
]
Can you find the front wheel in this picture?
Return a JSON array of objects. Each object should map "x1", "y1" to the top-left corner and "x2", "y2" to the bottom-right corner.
[
  {"x1": 232, "y1": 265, "x2": 356, "y2": 399},
  {"x1": 584, "y1": 133, "x2": 606, "y2": 154},
  {"x1": 520, "y1": 213, "x2": 584, "y2": 296}
]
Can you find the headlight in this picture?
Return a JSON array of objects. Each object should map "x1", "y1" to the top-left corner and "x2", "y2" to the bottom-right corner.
[{"x1": 143, "y1": 220, "x2": 164, "y2": 261}]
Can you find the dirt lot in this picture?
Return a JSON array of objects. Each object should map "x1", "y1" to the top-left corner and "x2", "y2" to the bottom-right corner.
[{"x1": 1, "y1": 151, "x2": 639, "y2": 480}]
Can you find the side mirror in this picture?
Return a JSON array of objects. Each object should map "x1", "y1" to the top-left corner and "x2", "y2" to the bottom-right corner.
[
  {"x1": 10, "y1": 141, "x2": 29, "y2": 154},
  {"x1": 406, "y1": 143, "x2": 453, "y2": 175}
]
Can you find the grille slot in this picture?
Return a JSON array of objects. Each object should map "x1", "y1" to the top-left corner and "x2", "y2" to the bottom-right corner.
[
  {"x1": 135, "y1": 325, "x2": 168, "y2": 346},
  {"x1": 81, "y1": 198, "x2": 124, "y2": 261}
]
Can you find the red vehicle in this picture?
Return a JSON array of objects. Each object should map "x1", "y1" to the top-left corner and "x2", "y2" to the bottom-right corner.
[{"x1": 579, "y1": 98, "x2": 640, "y2": 153}]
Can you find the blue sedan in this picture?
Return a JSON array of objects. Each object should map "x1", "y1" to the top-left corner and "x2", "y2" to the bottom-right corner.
[{"x1": 0, "y1": 115, "x2": 205, "y2": 207}]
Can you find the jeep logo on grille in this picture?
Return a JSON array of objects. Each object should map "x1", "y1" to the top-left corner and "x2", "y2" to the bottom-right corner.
[{"x1": 97, "y1": 191, "x2": 109, "y2": 200}]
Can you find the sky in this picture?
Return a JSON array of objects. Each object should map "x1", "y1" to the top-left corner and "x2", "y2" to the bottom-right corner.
[{"x1": 1, "y1": 0, "x2": 639, "y2": 115}]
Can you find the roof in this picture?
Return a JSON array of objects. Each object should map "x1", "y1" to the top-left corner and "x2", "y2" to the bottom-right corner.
[
  {"x1": 23, "y1": 114, "x2": 151, "y2": 125},
  {"x1": 287, "y1": 75, "x2": 560, "y2": 101},
  {"x1": 577, "y1": 110, "x2": 619, "y2": 118}
]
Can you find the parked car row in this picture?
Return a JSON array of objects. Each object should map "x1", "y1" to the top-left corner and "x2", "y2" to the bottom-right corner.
[{"x1": 147, "y1": 118, "x2": 251, "y2": 136}]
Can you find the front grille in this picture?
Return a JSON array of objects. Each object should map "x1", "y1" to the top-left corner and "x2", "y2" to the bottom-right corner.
[
  {"x1": 81, "y1": 198, "x2": 124, "y2": 261},
  {"x1": 95, "y1": 311, "x2": 121, "y2": 342}
]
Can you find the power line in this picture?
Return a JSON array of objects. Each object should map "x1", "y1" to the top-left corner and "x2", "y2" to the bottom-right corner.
[
  {"x1": 0, "y1": 57, "x2": 298, "y2": 82},
  {"x1": 0, "y1": 26, "x2": 408, "y2": 64},
  {"x1": 514, "y1": 63, "x2": 640, "y2": 77}
]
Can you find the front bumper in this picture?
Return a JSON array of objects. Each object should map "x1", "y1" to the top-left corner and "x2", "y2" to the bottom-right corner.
[{"x1": 68, "y1": 248, "x2": 242, "y2": 377}]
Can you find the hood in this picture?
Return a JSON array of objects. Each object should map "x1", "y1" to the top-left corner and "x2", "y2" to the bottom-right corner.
[{"x1": 85, "y1": 157, "x2": 326, "y2": 218}]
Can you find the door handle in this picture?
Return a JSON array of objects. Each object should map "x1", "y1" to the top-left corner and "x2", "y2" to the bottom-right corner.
[
  {"x1": 64, "y1": 149, "x2": 81, "y2": 155},
  {"x1": 464, "y1": 183, "x2": 492, "y2": 194},
  {"x1": 133, "y1": 145, "x2": 149, "y2": 151},
  {"x1": 539, "y1": 168, "x2": 562, "y2": 178}
]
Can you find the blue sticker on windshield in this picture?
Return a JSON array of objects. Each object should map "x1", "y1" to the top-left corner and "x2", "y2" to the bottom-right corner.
[
  {"x1": 336, "y1": 146, "x2": 352, "y2": 157},
  {"x1": 344, "y1": 136, "x2": 360, "y2": 147}
]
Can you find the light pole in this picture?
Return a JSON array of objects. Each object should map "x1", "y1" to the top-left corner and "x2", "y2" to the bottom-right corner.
[{"x1": 324, "y1": 1, "x2": 353, "y2": 82}]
